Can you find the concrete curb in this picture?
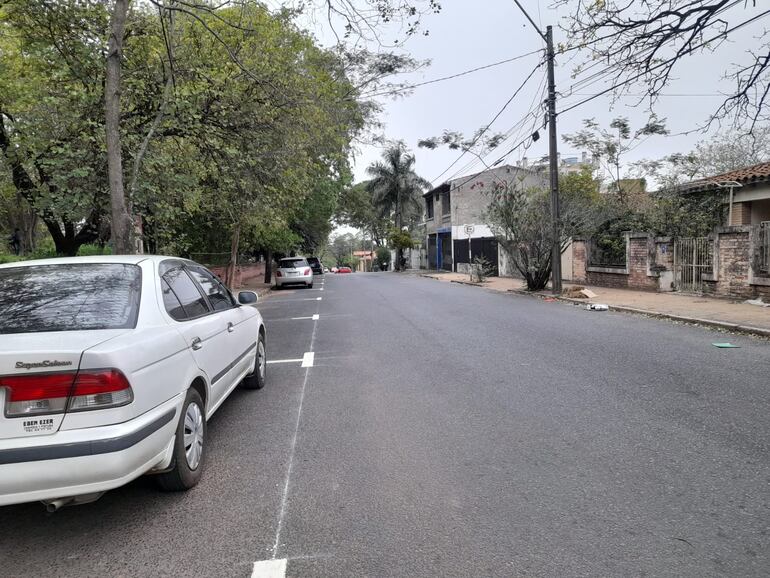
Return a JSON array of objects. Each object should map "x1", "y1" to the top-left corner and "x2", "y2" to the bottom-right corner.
[{"x1": 506, "y1": 288, "x2": 770, "y2": 338}]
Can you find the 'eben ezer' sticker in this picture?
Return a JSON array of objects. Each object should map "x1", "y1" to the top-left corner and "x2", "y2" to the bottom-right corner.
[{"x1": 22, "y1": 418, "x2": 55, "y2": 433}]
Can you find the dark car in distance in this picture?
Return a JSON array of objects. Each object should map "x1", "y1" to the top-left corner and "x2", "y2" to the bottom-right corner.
[{"x1": 306, "y1": 256, "x2": 323, "y2": 276}]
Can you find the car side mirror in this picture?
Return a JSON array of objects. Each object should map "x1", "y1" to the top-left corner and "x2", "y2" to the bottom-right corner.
[{"x1": 237, "y1": 291, "x2": 258, "y2": 305}]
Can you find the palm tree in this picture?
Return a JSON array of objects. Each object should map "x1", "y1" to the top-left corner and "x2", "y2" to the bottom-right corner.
[{"x1": 366, "y1": 143, "x2": 431, "y2": 270}]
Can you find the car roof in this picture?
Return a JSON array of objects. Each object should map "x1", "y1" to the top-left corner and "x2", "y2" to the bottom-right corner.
[
  {"x1": 279, "y1": 256, "x2": 307, "y2": 261},
  {"x1": 0, "y1": 254, "x2": 188, "y2": 270}
]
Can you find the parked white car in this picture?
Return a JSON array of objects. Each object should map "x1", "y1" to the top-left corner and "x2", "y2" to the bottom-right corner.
[
  {"x1": 274, "y1": 257, "x2": 313, "y2": 288},
  {"x1": 0, "y1": 255, "x2": 266, "y2": 510}
]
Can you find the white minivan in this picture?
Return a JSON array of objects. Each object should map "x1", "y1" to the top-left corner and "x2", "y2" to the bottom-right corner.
[{"x1": 0, "y1": 255, "x2": 266, "y2": 510}]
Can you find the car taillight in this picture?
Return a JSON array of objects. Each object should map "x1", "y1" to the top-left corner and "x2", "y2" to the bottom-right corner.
[
  {"x1": 276, "y1": 270, "x2": 283, "y2": 277},
  {"x1": 1, "y1": 369, "x2": 133, "y2": 417},
  {"x1": 68, "y1": 369, "x2": 133, "y2": 412},
  {"x1": 304, "y1": 268, "x2": 311, "y2": 276},
  {"x1": 1, "y1": 372, "x2": 76, "y2": 417}
]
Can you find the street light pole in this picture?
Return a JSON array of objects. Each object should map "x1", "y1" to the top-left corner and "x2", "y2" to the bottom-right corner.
[{"x1": 546, "y1": 25, "x2": 562, "y2": 294}]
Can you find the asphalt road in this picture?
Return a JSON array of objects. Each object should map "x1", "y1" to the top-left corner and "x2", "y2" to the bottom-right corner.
[{"x1": 1, "y1": 272, "x2": 769, "y2": 577}]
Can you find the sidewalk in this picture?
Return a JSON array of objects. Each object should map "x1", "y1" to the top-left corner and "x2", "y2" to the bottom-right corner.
[
  {"x1": 239, "y1": 280, "x2": 274, "y2": 299},
  {"x1": 419, "y1": 271, "x2": 770, "y2": 337}
]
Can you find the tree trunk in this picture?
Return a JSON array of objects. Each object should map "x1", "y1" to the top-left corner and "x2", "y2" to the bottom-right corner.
[
  {"x1": 105, "y1": 0, "x2": 132, "y2": 254},
  {"x1": 225, "y1": 222, "x2": 240, "y2": 288},
  {"x1": 394, "y1": 193, "x2": 403, "y2": 271},
  {"x1": 264, "y1": 249, "x2": 272, "y2": 284}
]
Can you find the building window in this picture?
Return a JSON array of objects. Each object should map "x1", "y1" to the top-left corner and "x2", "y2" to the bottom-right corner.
[
  {"x1": 426, "y1": 196, "x2": 434, "y2": 220},
  {"x1": 441, "y1": 191, "x2": 451, "y2": 216}
]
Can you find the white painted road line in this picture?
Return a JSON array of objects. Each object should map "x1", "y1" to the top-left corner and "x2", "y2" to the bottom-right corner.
[
  {"x1": 251, "y1": 558, "x2": 287, "y2": 578},
  {"x1": 290, "y1": 314, "x2": 319, "y2": 321},
  {"x1": 272, "y1": 308, "x2": 320, "y2": 559},
  {"x1": 267, "y1": 358, "x2": 303, "y2": 364},
  {"x1": 262, "y1": 298, "x2": 321, "y2": 303},
  {"x1": 316, "y1": 297, "x2": 322, "y2": 301},
  {"x1": 301, "y1": 351, "x2": 315, "y2": 367},
  {"x1": 313, "y1": 314, "x2": 320, "y2": 320}
]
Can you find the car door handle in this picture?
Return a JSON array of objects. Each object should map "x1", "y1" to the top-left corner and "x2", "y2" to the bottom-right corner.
[
  {"x1": 191, "y1": 337, "x2": 203, "y2": 350},
  {"x1": 227, "y1": 322, "x2": 235, "y2": 333}
]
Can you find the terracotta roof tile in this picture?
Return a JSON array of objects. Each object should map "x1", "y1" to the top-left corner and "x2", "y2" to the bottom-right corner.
[{"x1": 695, "y1": 161, "x2": 770, "y2": 186}]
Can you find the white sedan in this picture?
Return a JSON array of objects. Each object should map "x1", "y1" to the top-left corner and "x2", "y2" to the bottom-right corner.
[{"x1": 0, "y1": 255, "x2": 266, "y2": 510}]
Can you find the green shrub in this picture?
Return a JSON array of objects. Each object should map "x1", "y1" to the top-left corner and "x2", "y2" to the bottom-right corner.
[
  {"x1": 77, "y1": 244, "x2": 111, "y2": 256},
  {"x1": 30, "y1": 237, "x2": 56, "y2": 260},
  {"x1": 375, "y1": 246, "x2": 391, "y2": 270},
  {"x1": 0, "y1": 254, "x2": 24, "y2": 264},
  {"x1": 339, "y1": 255, "x2": 358, "y2": 269}
]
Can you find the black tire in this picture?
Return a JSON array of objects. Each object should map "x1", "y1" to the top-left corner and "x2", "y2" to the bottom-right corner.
[
  {"x1": 157, "y1": 388, "x2": 206, "y2": 492},
  {"x1": 242, "y1": 332, "x2": 266, "y2": 390},
  {"x1": 308, "y1": 282, "x2": 314, "y2": 289}
]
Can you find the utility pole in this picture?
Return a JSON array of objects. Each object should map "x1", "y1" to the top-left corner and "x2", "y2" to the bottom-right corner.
[
  {"x1": 546, "y1": 25, "x2": 562, "y2": 294},
  {"x1": 512, "y1": 1, "x2": 562, "y2": 294}
]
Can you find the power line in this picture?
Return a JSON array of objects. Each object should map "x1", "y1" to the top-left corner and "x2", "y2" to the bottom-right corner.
[
  {"x1": 431, "y1": 60, "x2": 545, "y2": 183},
  {"x1": 512, "y1": 0, "x2": 546, "y2": 42},
  {"x1": 358, "y1": 49, "x2": 543, "y2": 99},
  {"x1": 558, "y1": 8, "x2": 770, "y2": 117},
  {"x1": 446, "y1": 71, "x2": 547, "y2": 182}
]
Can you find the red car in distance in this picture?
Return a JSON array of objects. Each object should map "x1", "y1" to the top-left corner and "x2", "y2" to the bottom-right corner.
[{"x1": 336, "y1": 266, "x2": 353, "y2": 274}]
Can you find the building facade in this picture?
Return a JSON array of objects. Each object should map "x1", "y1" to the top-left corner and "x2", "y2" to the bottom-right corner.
[{"x1": 424, "y1": 164, "x2": 547, "y2": 275}]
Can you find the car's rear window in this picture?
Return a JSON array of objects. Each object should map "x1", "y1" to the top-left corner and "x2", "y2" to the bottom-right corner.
[
  {"x1": 306, "y1": 257, "x2": 320, "y2": 266},
  {"x1": 280, "y1": 259, "x2": 307, "y2": 268},
  {"x1": 0, "y1": 263, "x2": 142, "y2": 334}
]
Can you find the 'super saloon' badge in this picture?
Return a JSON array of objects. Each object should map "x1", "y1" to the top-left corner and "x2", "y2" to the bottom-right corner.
[{"x1": 15, "y1": 360, "x2": 73, "y2": 370}]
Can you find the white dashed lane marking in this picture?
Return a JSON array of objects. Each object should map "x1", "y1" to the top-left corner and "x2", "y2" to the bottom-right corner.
[
  {"x1": 267, "y1": 358, "x2": 303, "y2": 365},
  {"x1": 301, "y1": 352, "x2": 315, "y2": 368},
  {"x1": 251, "y1": 558, "x2": 286, "y2": 578}
]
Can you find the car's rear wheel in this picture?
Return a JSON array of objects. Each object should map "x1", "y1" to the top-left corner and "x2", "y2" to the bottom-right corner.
[
  {"x1": 157, "y1": 388, "x2": 206, "y2": 491},
  {"x1": 308, "y1": 281, "x2": 314, "y2": 289},
  {"x1": 242, "y1": 332, "x2": 266, "y2": 389}
]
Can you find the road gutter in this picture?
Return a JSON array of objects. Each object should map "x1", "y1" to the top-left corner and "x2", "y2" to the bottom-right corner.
[{"x1": 506, "y1": 288, "x2": 770, "y2": 339}]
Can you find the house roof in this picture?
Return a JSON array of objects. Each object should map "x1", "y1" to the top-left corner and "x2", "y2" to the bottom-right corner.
[
  {"x1": 684, "y1": 161, "x2": 770, "y2": 192},
  {"x1": 424, "y1": 182, "x2": 449, "y2": 197}
]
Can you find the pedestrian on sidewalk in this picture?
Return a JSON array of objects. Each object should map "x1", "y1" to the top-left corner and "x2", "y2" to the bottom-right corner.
[{"x1": 7, "y1": 228, "x2": 21, "y2": 255}]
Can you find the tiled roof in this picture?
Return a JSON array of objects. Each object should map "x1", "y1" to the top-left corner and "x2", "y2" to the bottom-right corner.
[{"x1": 688, "y1": 161, "x2": 770, "y2": 191}]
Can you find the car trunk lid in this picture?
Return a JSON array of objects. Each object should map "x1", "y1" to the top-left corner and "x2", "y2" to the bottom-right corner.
[{"x1": 0, "y1": 330, "x2": 128, "y2": 439}]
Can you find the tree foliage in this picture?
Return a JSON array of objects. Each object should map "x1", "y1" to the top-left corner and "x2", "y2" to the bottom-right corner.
[
  {"x1": 366, "y1": 142, "x2": 430, "y2": 270},
  {"x1": 485, "y1": 175, "x2": 602, "y2": 291},
  {"x1": 563, "y1": 116, "x2": 668, "y2": 200},
  {"x1": 335, "y1": 180, "x2": 390, "y2": 245},
  {"x1": 0, "y1": 1, "x2": 422, "y2": 260}
]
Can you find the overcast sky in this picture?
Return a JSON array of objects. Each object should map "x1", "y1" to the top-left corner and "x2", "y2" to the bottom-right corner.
[{"x1": 276, "y1": 0, "x2": 768, "y2": 189}]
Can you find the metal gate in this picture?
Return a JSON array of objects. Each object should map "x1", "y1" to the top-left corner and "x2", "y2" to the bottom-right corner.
[{"x1": 674, "y1": 237, "x2": 713, "y2": 293}]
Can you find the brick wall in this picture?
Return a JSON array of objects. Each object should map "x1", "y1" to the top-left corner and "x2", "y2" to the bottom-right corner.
[
  {"x1": 574, "y1": 233, "x2": 664, "y2": 292},
  {"x1": 703, "y1": 229, "x2": 754, "y2": 298},
  {"x1": 573, "y1": 226, "x2": 770, "y2": 298},
  {"x1": 627, "y1": 236, "x2": 658, "y2": 291},
  {"x1": 209, "y1": 262, "x2": 266, "y2": 289},
  {"x1": 572, "y1": 239, "x2": 587, "y2": 283},
  {"x1": 587, "y1": 270, "x2": 629, "y2": 288}
]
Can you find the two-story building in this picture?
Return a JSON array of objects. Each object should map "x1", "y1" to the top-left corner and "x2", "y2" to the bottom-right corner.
[{"x1": 423, "y1": 164, "x2": 547, "y2": 275}]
